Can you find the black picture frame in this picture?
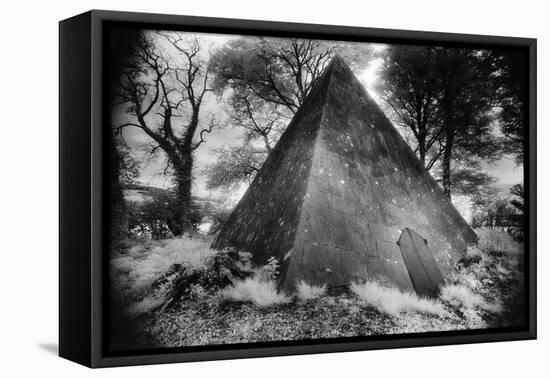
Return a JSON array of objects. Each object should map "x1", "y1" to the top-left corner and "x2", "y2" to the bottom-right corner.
[{"x1": 59, "y1": 9, "x2": 537, "y2": 368}]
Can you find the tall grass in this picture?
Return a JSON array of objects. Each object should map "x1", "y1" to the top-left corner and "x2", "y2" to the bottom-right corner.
[
  {"x1": 440, "y1": 284, "x2": 502, "y2": 313},
  {"x1": 350, "y1": 281, "x2": 446, "y2": 317},
  {"x1": 296, "y1": 281, "x2": 326, "y2": 301},
  {"x1": 220, "y1": 276, "x2": 291, "y2": 307},
  {"x1": 476, "y1": 228, "x2": 523, "y2": 256},
  {"x1": 111, "y1": 236, "x2": 216, "y2": 296}
]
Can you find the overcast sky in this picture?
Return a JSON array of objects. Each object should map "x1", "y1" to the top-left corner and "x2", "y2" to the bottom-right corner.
[{"x1": 117, "y1": 31, "x2": 523, "y2": 217}]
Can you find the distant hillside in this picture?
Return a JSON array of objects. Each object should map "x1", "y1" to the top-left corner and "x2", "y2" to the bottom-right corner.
[
  {"x1": 123, "y1": 183, "x2": 173, "y2": 204},
  {"x1": 122, "y1": 183, "x2": 225, "y2": 213}
]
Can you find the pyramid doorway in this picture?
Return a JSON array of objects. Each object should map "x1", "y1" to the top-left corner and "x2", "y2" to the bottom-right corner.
[{"x1": 397, "y1": 228, "x2": 446, "y2": 297}]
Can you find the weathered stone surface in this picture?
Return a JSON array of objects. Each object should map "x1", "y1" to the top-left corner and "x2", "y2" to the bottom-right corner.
[{"x1": 212, "y1": 55, "x2": 477, "y2": 294}]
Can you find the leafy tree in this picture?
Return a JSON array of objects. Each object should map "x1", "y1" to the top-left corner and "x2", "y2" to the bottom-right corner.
[
  {"x1": 114, "y1": 31, "x2": 218, "y2": 234},
  {"x1": 126, "y1": 188, "x2": 202, "y2": 239},
  {"x1": 381, "y1": 46, "x2": 502, "y2": 199},
  {"x1": 471, "y1": 184, "x2": 524, "y2": 241},
  {"x1": 508, "y1": 183, "x2": 525, "y2": 241},
  {"x1": 451, "y1": 163, "x2": 497, "y2": 202},
  {"x1": 492, "y1": 51, "x2": 527, "y2": 164},
  {"x1": 509, "y1": 183, "x2": 524, "y2": 213},
  {"x1": 379, "y1": 46, "x2": 442, "y2": 168},
  {"x1": 433, "y1": 48, "x2": 502, "y2": 198}
]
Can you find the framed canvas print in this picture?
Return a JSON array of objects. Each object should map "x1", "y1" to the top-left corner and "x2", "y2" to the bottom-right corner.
[{"x1": 59, "y1": 10, "x2": 536, "y2": 368}]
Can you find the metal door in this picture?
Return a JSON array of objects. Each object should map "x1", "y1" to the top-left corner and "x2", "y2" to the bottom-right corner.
[{"x1": 398, "y1": 228, "x2": 445, "y2": 297}]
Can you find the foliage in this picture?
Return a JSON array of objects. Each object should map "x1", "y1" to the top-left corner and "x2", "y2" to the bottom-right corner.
[
  {"x1": 210, "y1": 38, "x2": 374, "y2": 114},
  {"x1": 157, "y1": 247, "x2": 254, "y2": 309},
  {"x1": 110, "y1": 235, "x2": 218, "y2": 297},
  {"x1": 203, "y1": 144, "x2": 265, "y2": 190},
  {"x1": 450, "y1": 228, "x2": 524, "y2": 328},
  {"x1": 380, "y1": 45, "x2": 507, "y2": 199},
  {"x1": 476, "y1": 228, "x2": 523, "y2": 257},
  {"x1": 110, "y1": 228, "x2": 525, "y2": 348},
  {"x1": 226, "y1": 90, "x2": 285, "y2": 152},
  {"x1": 490, "y1": 51, "x2": 527, "y2": 164},
  {"x1": 350, "y1": 281, "x2": 446, "y2": 317},
  {"x1": 440, "y1": 284, "x2": 502, "y2": 313},
  {"x1": 296, "y1": 281, "x2": 327, "y2": 301},
  {"x1": 509, "y1": 184, "x2": 524, "y2": 212},
  {"x1": 378, "y1": 46, "x2": 443, "y2": 168},
  {"x1": 126, "y1": 187, "x2": 202, "y2": 239},
  {"x1": 220, "y1": 276, "x2": 291, "y2": 308},
  {"x1": 459, "y1": 246, "x2": 484, "y2": 268},
  {"x1": 450, "y1": 164, "x2": 497, "y2": 200},
  {"x1": 471, "y1": 190, "x2": 524, "y2": 242}
]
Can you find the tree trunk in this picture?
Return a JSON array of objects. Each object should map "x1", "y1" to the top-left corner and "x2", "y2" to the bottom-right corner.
[
  {"x1": 172, "y1": 153, "x2": 194, "y2": 235},
  {"x1": 416, "y1": 103, "x2": 427, "y2": 167},
  {"x1": 418, "y1": 123, "x2": 427, "y2": 167},
  {"x1": 440, "y1": 79, "x2": 454, "y2": 199},
  {"x1": 170, "y1": 112, "x2": 201, "y2": 235},
  {"x1": 442, "y1": 134, "x2": 453, "y2": 199}
]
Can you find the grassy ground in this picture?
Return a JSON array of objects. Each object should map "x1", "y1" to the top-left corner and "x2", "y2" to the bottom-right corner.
[{"x1": 108, "y1": 228, "x2": 525, "y2": 350}]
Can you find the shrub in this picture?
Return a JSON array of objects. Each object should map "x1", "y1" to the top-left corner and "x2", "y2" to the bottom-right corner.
[
  {"x1": 296, "y1": 281, "x2": 326, "y2": 301},
  {"x1": 451, "y1": 270, "x2": 482, "y2": 291},
  {"x1": 350, "y1": 281, "x2": 445, "y2": 317},
  {"x1": 440, "y1": 284, "x2": 502, "y2": 313},
  {"x1": 156, "y1": 247, "x2": 254, "y2": 309},
  {"x1": 476, "y1": 228, "x2": 522, "y2": 256},
  {"x1": 111, "y1": 235, "x2": 217, "y2": 296},
  {"x1": 459, "y1": 246, "x2": 484, "y2": 268},
  {"x1": 495, "y1": 263, "x2": 512, "y2": 277},
  {"x1": 440, "y1": 284, "x2": 484, "y2": 308},
  {"x1": 221, "y1": 276, "x2": 291, "y2": 307}
]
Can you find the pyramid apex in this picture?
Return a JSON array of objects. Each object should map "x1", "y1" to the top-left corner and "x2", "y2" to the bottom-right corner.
[
  {"x1": 331, "y1": 54, "x2": 346, "y2": 64},
  {"x1": 328, "y1": 54, "x2": 349, "y2": 70}
]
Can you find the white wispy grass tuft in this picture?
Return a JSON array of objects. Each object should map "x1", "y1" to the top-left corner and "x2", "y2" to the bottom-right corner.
[
  {"x1": 111, "y1": 236, "x2": 216, "y2": 295},
  {"x1": 440, "y1": 284, "x2": 502, "y2": 313},
  {"x1": 221, "y1": 277, "x2": 291, "y2": 307},
  {"x1": 350, "y1": 281, "x2": 446, "y2": 317},
  {"x1": 296, "y1": 281, "x2": 326, "y2": 301}
]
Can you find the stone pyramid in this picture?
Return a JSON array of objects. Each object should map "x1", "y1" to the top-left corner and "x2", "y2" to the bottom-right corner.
[{"x1": 212, "y1": 55, "x2": 477, "y2": 296}]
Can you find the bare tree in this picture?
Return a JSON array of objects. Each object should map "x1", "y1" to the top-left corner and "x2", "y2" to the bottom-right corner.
[
  {"x1": 204, "y1": 145, "x2": 265, "y2": 190},
  {"x1": 115, "y1": 32, "x2": 217, "y2": 234},
  {"x1": 205, "y1": 38, "x2": 376, "y2": 190},
  {"x1": 211, "y1": 38, "x2": 335, "y2": 116}
]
